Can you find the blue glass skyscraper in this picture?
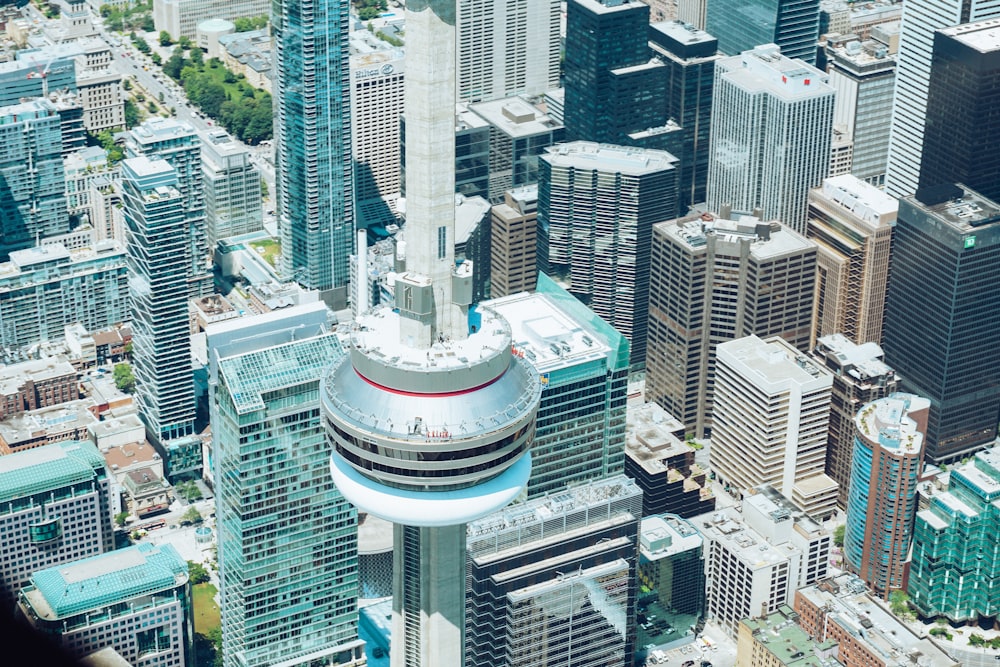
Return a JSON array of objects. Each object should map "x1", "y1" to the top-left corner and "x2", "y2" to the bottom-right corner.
[
  {"x1": 706, "y1": 0, "x2": 820, "y2": 64},
  {"x1": 273, "y1": 0, "x2": 354, "y2": 308}
]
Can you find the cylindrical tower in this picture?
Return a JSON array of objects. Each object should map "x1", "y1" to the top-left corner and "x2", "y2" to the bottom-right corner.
[
  {"x1": 323, "y1": 309, "x2": 540, "y2": 665},
  {"x1": 844, "y1": 392, "x2": 928, "y2": 600}
]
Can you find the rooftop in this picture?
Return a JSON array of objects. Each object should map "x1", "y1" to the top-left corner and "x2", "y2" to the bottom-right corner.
[
  {"x1": 815, "y1": 175, "x2": 898, "y2": 225},
  {"x1": 696, "y1": 505, "x2": 801, "y2": 569},
  {"x1": 719, "y1": 44, "x2": 834, "y2": 100},
  {"x1": 813, "y1": 333, "x2": 895, "y2": 383},
  {"x1": 941, "y1": 18, "x2": 1000, "y2": 53},
  {"x1": 798, "y1": 574, "x2": 961, "y2": 667},
  {"x1": 662, "y1": 211, "x2": 815, "y2": 258},
  {"x1": 909, "y1": 183, "x2": 1000, "y2": 234},
  {"x1": 718, "y1": 335, "x2": 832, "y2": 392},
  {"x1": 0, "y1": 440, "x2": 105, "y2": 507},
  {"x1": 218, "y1": 332, "x2": 343, "y2": 414},
  {"x1": 855, "y1": 393, "x2": 929, "y2": 455},
  {"x1": 466, "y1": 96, "x2": 562, "y2": 138},
  {"x1": 22, "y1": 542, "x2": 187, "y2": 620},
  {"x1": 640, "y1": 514, "x2": 703, "y2": 559},
  {"x1": 742, "y1": 606, "x2": 839, "y2": 666},
  {"x1": 542, "y1": 141, "x2": 679, "y2": 175}
]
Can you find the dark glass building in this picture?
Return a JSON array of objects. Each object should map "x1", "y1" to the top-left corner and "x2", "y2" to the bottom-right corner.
[
  {"x1": 882, "y1": 183, "x2": 1000, "y2": 463},
  {"x1": 919, "y1": 20, "x2": 1000, "y2": 202},
  {"x1": 706, "y1": 0, "x2": 820, "y2": 64},
  {"x1": 563, "y1": 0, "x2": 668, "y2": 144},
  {"x1": 649, "y1": 21, "x2": 721, "y2": 210}
]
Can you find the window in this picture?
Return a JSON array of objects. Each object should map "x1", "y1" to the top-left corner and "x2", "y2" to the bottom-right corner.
[{"x1": 438, "y1": 226, "x2": 447, "y2": 259}]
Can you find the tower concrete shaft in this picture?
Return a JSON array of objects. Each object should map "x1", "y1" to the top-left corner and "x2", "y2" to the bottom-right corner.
[{"x1": 397, "y1": 0, "x2": 466, "y2": 347}]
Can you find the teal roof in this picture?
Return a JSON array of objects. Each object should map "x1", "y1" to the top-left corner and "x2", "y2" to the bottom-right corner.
[
  {"x1": 218, "y1": 333, "x2": 344, "y2": 414},
  {"x1": 535, "y1": 273, "x2": 630, "y2": 371},
  {"x1": 0, "y1": 441, "x2": 105, "y2": 505},
  {"x1": 29, "y1": 542, "x2": 187, "y2": 619}
]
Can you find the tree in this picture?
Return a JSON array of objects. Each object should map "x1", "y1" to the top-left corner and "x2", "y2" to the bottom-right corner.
[
  {"x1": 114, "y1": 511, "x2": 130, "y2": 527},
  {"x1": 261, "y1": 177, "x2": 269, "y2": 198},
  {"x1": 833, "y1": 524, "x2": 845, "y2": 548},
  {"x1": 163, "y1": 51, "x2": 186, "y2": 80},
  {"x1": 178, "y1": 35, "x2": 192, "y2": 50},
  {"x1": 159, "y1": 30, "x2": 172, "y2": 46},
  {"x1": 150, "y1": 52, "x2": 162, "y2": 66},
  {"x1": 889, "y1": 590, "x2": 913, "y2": 619},
  {"x1": 189, "y1": 47, "x2": 203, "y2": 66},
  {"x1": 181, "y1": 506, "x2": 203, "y2": 526},
  {"x1": 188, "y1": 560, "x2": 210, "y2": 585},
  {"x1": 113, "y1": 362, "x2": 135, "y2": 393},
  {"x1": 122, "y1": 78, "x2": 132, "y2": 91}
]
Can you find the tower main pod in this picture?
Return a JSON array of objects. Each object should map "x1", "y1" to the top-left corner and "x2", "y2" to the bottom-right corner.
[{"x1": 321, "y1": 0, "x2": 541, "y2": 664}]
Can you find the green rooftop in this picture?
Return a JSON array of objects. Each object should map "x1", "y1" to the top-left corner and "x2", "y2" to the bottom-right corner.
[
  {"x1": 24, "y1": 542, "x2": 187, "y2": 620},
  {"x1": 218, "y1": 333, "x2": 344, "y2": 414},
  {"x1": 0, "y1": 441, "x2": 106, "y2": 506},
  {"x1": 742, "y1": 606, "x2": 839, "y2": 666}
]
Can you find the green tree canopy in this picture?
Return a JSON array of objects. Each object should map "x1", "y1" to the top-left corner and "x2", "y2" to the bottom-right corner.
[{"x1": 113, "y1": 362, "x2": 135, "y2": 393}]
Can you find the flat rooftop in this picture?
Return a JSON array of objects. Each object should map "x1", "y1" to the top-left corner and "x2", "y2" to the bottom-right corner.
[
  {"x1": 640, "y1": 514, "x2": 703, "y2": 559},
  {"x1": 814, "y1": 333, "x2": 895, "y2": 382},
  {"x1": 941, "y1": 18, "x2": 1000, "y2": 53},
  {"x1": 696, "y1": 506, "x2": 800, "y2": 569},
  {"x1": 542, "y1": 141, "x2": 678, "y2": 175},
  {"x1": 718, "y1": 335, "x2": 831, "y2": 390},
  {"x1": 909, "y1": 183, "x2": 1000, "y2": 234},
  {"x1": 719, "y1": 45, "x2": 834, "y2": 100},
  {"x1": 467, "y1": 97, "x2": 562, "y2": 138},
  {"x1": 662, "y1": 212, "x2": 815, "y2": 259}
]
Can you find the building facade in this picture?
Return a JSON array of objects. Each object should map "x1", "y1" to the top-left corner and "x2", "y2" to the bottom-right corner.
[
  {"x1": 645, "y1": 211, "x2": 817, "y2": 437},
  {"x1": 0, "y1": 242, "x2": 128, "y2": 351},
  {"x1": 121, "y1": 157, "x2": 196, "y2": 445},
  {"x1": 810, "y1": 334, "x2": 899, "y2": 508},
  {"x1": 153, "y1": 0, "x2": 271, "y2": 38},
  {"x1": 909, "y1": 446, "x2": 1000, "y2": 623},
  {"x1": 465, "y1": 476, "x2": 642, "y2": 667},
  {"x1": 884, "y1": 0, "x2": 1000, "y2": 197},
  {"x1": 0, "y1": 99, "x2": 69, "y2": 257},
  {"x1": 737, "y1": 607, "x2": 839, "y2": 667},
  {"x1": 0, "y1": 441, "x2": 113, "y2": 609},
  {"x1": 563, "y1": 0, "x2": 668, "y2": 145},
  {"x1": 483, "y1": 274, "x2": 629, "y2": 498},
  {"x1": 489, "y1": 185, "x2": 537, "y2": 298},
  {"x1": 16, "y1": 542, "x2": 191, "y2": 667},
  {"x1": 649, "y1": 20, "x2": 721, "y2": 211},
  {"x1": 707, "y1": 45, "x2": 834, "y2": 234},
  {"x1": 538, "y1": 141, "x2": 678, "y2": 368},
  {"x1": 201, "y1": 129, "x2": 262, "y2": 247},
  {"x1": 350, "y1": 47, "x2": 405, "y2": 207},
  {"x1": 712, "y1": 335, "x2": 838, "y2": 518},
  {"x1": 456, "y1": 0, "x2": 560, "y2": 102},
  {"x1": 273, "y1": 0, "x2": 354, "y2": 307},
  {"x1": 125, "y1": 119, "x2": 210, "y2": 299},
  {"x1": 844, "y1": 393, "x2": 928, "y2": 599},
  {"x1": 706, "y1": 0, "x2": 821, "y2": 63},
  {"x1": 881, "y1": 184, "x2": 1000, "y2": 462},
  {"x1": 826, "y1": 34, "x2": 896, "y2": 186},
  {"x1": 806, "y1": 175, "x2": 896, "y2": 347},
  {"x1": 213, "y1": 325, "x2": 364, "y2": 667},
  {"x1": 918, "y1": 19, "x2": 1000, "y2": 202},
  {"x1": 637, "y1": 514, "x2": 705, "y2": 652}
]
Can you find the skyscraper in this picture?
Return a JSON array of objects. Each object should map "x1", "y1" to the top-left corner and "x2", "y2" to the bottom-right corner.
[
  {"x1": 211, "y1": 312, "x2": 364, "y2": 667},
  {"x1": 909, "y1": 445, "x2": 1000, "y2": 623},
  {"x1": 649, "y1": 20, "x2": 721, "y2": 210},
  {"x1": 884, "y1": 0, "x2": 1000, "y2": 198},
  {"x1": 321, "y1": 0, "x2": 542, "y2": 664},
  {"x1": 706, "y1": 0, "x2": 821, "y2": 63},
  {"x1": 645, "y1": 210, "x2": 817, "y2": 436},
  {"x1": 538, "y1": 141, "x2": 679, "y2": 368},
  {"x1": 201, "y1": 128, "x2": 263, "y2": 247},
  {"x1": 121, "y1": 156, "x2": 196, "y2": 445},
  {"x1": 465, "y1": 476, "x2": 642, "y2": 667},
  {"x1": 844, "y1": 393, "x2": 927, "y2": 600},
  {"x1": 806, "y1": 175, "x2": 896, "y2": 347},
  {"x1": 882, "y1": 184, "x2": 1000, "y2": 463},
  {"x1": 810, "y1": 334, "x2": 899, "y2": 508},
  {"x1": 707, "y1": 45, "x2": 834, "y2": 233},
  {"x1": 0, "y1": 441, "x2": 114, "y2": 609},
  {"x1": 273, "y1": 0, "x2": 354, "y2": 307},
  {"x1": 489, "y1": 186, "x2": 538, "y2": 298},
  {"x1": 456, "y1": 0, "x2": 561, "y2": 102},
  {"x1": 125, "y1": 118, "x2": 211, "y2": 298},
  {"x1": 483, "y1": 273, "x2": 629, "y2": 498},
  {"x1": 0, "y1": 99, "x2": 68, "y2": 256},
  {"x1": 563, "y1": 0, "x2": 669, "y2": 145},
  {"x1": 825, "y1": 31, "x2": 896, "y2": 186},
  {"x1": 712, "y1": 335, "x2": 838, "y2": 519},
  {"x1": 919, "y1": 19, "x2": 1000, "y2": 201}
]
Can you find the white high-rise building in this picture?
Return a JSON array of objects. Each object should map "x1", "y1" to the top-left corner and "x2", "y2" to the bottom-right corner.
[
  {"x1": 707, "y1": 44, "x2": 835, "y2": 234},
  {"x1": 457, "y1": 0, "x2": 561, "y2": 102},
  {"x1": 201, "y1": 129, "x2": 262, "y2": 247},
  {"x1": 884, "y1": 0, "x2": 1000, "y2": 197},
  {"x1": 711, "y1": 334, "x2": 838, "y2": 519}
]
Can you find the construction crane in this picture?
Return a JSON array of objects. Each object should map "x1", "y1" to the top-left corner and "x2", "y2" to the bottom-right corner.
[{"x1": 25, "y1": 53, "x2": 56, "y2": 99}]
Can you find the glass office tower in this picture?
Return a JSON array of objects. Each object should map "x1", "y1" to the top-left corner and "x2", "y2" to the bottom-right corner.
[
  {"x1": 706, "y1": 0, "x2": 820, "y2": 63},
  {"x1": 273, "y1": 0, "x2": 354, "y2": 308}
]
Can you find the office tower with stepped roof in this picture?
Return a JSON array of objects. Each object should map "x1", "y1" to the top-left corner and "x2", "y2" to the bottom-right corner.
[{"x1": 321, "y1": 0, "x2": 543, "y2": 662}]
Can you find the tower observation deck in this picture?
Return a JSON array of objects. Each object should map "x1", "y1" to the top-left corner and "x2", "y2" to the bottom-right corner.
[{"x1": 321, "y1": 0, "x2": 542, "y2": 662}]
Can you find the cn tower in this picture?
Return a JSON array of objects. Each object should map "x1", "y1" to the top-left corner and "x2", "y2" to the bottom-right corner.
[{"x1": 320, "y1": 0, "x2": 542, "y2": 662}]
